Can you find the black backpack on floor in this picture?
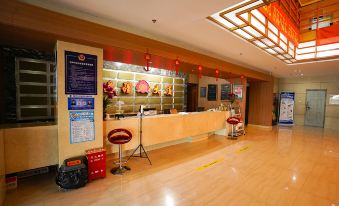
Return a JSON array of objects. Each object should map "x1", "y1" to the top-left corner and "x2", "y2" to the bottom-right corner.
[{"x1": 56, "y1": 156, "x2": 88, "y2": 189}]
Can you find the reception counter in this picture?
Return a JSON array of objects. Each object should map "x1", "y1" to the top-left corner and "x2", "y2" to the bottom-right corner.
[{"x1": 104, "y1": 111, "x2": 229, "y2": 155}]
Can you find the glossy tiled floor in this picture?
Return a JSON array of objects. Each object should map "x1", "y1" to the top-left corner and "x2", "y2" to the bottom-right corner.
[{"x1": 4, "y1": 126, "x2": 339, "y2": 206}]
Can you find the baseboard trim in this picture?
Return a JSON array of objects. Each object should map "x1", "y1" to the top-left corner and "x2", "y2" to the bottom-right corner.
[{"x1": 247, "y1": 124, "x2": 272, "y2": 130}]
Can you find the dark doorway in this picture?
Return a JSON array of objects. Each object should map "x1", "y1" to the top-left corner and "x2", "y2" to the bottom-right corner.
[
  {"x1": 245, "y1": 85, "x2": 250, "y2": 125},
  {"x1": 187, "y1": 83, "x2": 198, "y2": 112}
]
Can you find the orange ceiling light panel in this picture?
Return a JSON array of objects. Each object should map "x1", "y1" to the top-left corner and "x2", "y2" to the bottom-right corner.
[{"x1": 208, "y1": 0, "x2": 339, "y2": 64}]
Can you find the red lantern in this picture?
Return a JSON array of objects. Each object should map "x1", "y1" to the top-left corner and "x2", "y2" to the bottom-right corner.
[
  {"x1": 175, "y1": 58, "x2": 180, "y2": 75},
  {"x1": 144, "y1": 51, "x2": 151, "y2": 71},
  {"x1": 215, "y1": 68, "x2": 219, "y2": 81},
  {"x1": 240, "y1": 75, "x2": 245, "y2": 85},
  {"x1": 198, "y1": 65, "x2": 202, "y2": 79}
]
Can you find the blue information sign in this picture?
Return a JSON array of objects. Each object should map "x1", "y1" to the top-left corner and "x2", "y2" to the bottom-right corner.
[
  {"x1": 70, "y1": 111, "x2": 95, "y2": 144},
  {"x1": 68, "y1": 97, "x2": 94, "y2": 110},
  {"x1": 65, "y1": 51, "x2": 97, "y2": 95}
]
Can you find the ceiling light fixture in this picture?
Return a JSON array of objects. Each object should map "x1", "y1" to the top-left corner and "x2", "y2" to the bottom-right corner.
[{"x1": 207, "y1": 0, "x2": 339, "y2": 64}]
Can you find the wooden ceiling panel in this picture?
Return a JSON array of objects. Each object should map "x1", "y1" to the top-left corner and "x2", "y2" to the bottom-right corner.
[{"x1": 298, "y1": 0, "x2": 321, "y2": 7}]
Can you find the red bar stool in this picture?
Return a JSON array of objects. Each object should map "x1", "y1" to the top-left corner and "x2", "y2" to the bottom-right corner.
[
  {"x1": 107, "y1": 128, "x2": 132, "y2": 175},
  {"x1": 227, "y1": 116, "x2": 240, "y2": 140}
]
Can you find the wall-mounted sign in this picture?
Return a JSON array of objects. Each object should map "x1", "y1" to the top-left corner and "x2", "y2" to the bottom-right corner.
[
  {"x1": 329, "y1": 95, "x2": 339, "y2": 105},
  {"x1": 233, "y1": 85, "x2": 243, "y2": 99},
  {"x1": 208, "y1": 84, "x2": 217, "y2": 101},
  {"x1": 65, "y1": 51, "x2": 97, "y2": 95},
  {"x1": 259, "y1": 2, "x2": 299, "y2": 45},
  {"x1": 221, "y1": 84, "x2": 232, "y2": 100},
  {"x1": 68, "y1": 97, "x2": 94, "y2": 110},
  {"x1": 200, "y1": 87, "x2": 207, "y2": 98},
  {"x1": 70, "y1": 111, "x2": 95, "y2": 144}
]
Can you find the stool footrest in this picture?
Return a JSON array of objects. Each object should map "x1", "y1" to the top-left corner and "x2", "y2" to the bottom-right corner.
[{"x1": 111, "y1": 166, "x2": 131, "y2": 175}]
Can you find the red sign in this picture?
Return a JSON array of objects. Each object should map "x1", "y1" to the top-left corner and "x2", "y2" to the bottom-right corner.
[
  {"x1": 227, "y1": 117, "x2": 240, "y2": 125},
  {"x1": 259, "y1": 2, "x2": 299, "y2": 46}
]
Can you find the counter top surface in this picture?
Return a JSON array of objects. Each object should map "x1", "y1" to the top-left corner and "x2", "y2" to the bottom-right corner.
[
  {"x1": 105, "y1": 111, "x2": 228, "y2": 121},
  {"x1": 0, "y1": 122, "x2": 56, "y2": 129}
]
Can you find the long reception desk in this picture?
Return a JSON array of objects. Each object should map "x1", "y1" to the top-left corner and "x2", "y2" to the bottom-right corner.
[{"x1": 104, "y1": 111, "x2": 229, "y2": 155}]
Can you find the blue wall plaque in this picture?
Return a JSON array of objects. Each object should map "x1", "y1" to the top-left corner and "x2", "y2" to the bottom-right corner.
[
  {"x1": 65, "y1": 51, "x2": 97, "y2": 95},
  {"x1": 68, "y1": 97, "x2": 94, "y2": 110}
]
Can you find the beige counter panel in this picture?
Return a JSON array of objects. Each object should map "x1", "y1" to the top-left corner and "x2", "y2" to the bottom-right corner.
[
  {"x1": 3, "y1": 125, "x2": 58, "y2": 174},
  {"x1": 104, "y1": 111, "x2": 228, "y2": 154}
]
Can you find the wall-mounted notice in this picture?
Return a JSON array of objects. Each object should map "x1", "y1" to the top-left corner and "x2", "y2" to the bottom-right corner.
[
  {"x1": 200, "y1": 87, "x2": 206, "y2": 98},
  {"x1": 221, "y1": 84, "x2": 232, "y2": 100},
  {"x1": 208, "y1": 84, "x2": 217, "y2": 101},
  {"x1": 329, "y1": 95, "x2": 339, "y2": 105},
  {"x1": 279, "y1": 92, "x2": 295, "y2": 126},
  {"x1": 233, "y1": 84, "x2": 243, "y2": 99},
  {"x1": 70, "y1": 111, "x2": 95, "y2": 144},
  {"x1": 68, "y1": 97, "x2": 94, "y2": 110},
  {"x1": 65, "y1": 51, "x2": 97, "y2": 95}
]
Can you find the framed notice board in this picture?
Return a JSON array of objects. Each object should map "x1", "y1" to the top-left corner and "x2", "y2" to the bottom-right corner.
[
  {"x1": 65, "y1": 51, "x2": 97, "y2": 95},
  {"x1": 200, "y1": 87, "x2": 207, "y2": 98},
  {"x1": 207, "y1": 84, "x2": 217, "y2": 101},
  {"x1": 221, "y1": 84, "x2": 232, "y2": 100}
]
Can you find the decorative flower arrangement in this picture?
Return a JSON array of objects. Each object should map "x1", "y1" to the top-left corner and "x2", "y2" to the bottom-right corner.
[{"x1": 103, "y1": 80, "x2": 117, "y2": 113}]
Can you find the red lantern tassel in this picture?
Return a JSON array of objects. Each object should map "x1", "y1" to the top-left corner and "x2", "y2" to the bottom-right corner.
[
  {"x1": 198, "y1": 65, "x2": 202, "y2": 79},
  {"x1": 215, "y1": 69, "x2": 219, "y2": 81},
  {"x1": 175, "y1": 59, "x2": 180, "y2": 75},
  {"x1": 144, "y1": 52, "x2": 151, "y2": 71}
]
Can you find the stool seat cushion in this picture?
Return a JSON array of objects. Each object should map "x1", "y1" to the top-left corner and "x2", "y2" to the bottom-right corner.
[
  {"x1": 107, "y1": 128, "x2": 132, "y2": 145},
  {"x1": 109, "y1": 135, "x2": 132, "y2": 144}
]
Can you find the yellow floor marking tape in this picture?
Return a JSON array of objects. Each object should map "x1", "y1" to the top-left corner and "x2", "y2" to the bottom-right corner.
[
  {"x1": 196, "y1": 158, "x2": 224, "y2": 171},
  {"x1": 236, "y1": 146, "x2": 250, "y2": 154}
]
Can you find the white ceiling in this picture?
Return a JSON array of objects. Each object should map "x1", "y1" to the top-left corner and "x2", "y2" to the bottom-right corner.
[{"x1": 23, "y1": 0, "x2": 339, "y2": 78}]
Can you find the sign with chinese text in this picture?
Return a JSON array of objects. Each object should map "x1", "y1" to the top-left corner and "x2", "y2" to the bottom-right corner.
[
  {"x1": 68, "y1": 97, "x2": 94, "y2": 110},
  {"x1": 65, "y1": 51, "x2": 97, "y2": 95},
  {"x1": 70, "y1": 111, "x2": 95, "y2": 144}
]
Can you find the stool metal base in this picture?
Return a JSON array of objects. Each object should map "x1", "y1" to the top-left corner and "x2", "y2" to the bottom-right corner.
[{"x1": 110, "y1": 166, "x2": 131, "y2": 175}]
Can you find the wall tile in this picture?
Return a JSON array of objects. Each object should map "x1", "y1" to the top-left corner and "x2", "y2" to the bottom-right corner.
[
  {"x1": 294, "y1": 114, "x2": 305, "y2": 126},
  {"x1": 103, "y1": 70, "x2": 117, "y2": 79},
  {"x1": 118, "y1": 72, "x2": 134, "y2": 80},
  {"x1": 325, "y1": 105, "x2": 339, "y2": 118},
  {"x1": 136, "y1": 74, "x2": 161, "y2": 82},
  {"x1": 324, "y1": 117, "x2": 339, "y2": 130},
  {"x1": 162, "y1": 77, "x2": 173, "y2": 83}
]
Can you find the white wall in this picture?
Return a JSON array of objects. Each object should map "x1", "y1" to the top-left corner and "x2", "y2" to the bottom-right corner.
[{"x1": 279, "y1": 75, "x2": 339, "y2": 129}]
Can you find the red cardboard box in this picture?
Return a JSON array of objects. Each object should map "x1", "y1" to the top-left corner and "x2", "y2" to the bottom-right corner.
[{"x1": 86, "y1": 148, "x2": 106, "y2": 182}]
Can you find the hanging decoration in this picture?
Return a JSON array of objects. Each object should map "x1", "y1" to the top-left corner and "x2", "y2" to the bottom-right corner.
[
  {"x1": 215, "y1": 69, "x2": 219, "y2": 81},
  {"x1": 240, "y1": 75, "x2": 246, "y2": 85},
  {"x1": 228, "y1": 72, "x2": 233, "y2": 92},
  {"x1": 135, "y1": 80, "x2": 150, "y2": 94},
  {"x1": 121, "y1": 82, "x2": 132, "y2": 94},
  {"x1": 144, "y1": 50, "x2": 151, "y2": 71},
  {"x1": 164, "y1": 85, "x2": 173, "y2": 96},
  {"x1": 175, "y1": 58, "x2": 180, "y2": 76},
  {"x1": 198, "y1": 65, "x2": 202, "y2": 79}
]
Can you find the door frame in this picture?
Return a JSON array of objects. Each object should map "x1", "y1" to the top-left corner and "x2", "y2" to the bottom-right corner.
[{"x1": 304, "y1": 89, "x2": 327, "y2": 128}]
